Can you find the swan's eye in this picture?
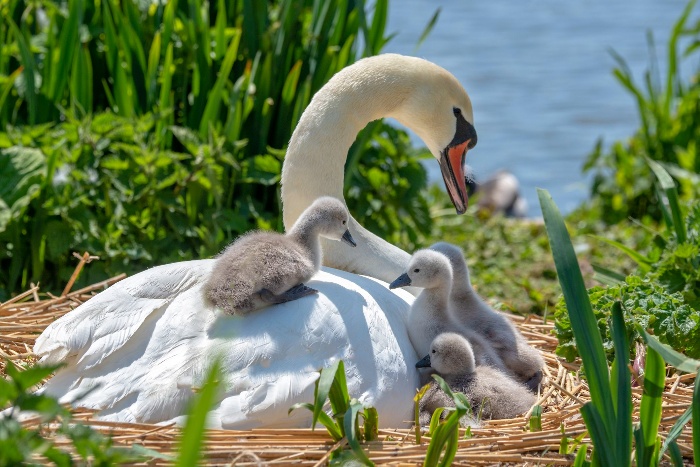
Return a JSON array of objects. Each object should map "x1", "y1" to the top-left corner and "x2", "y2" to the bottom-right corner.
[
  {"x1": 432, "y1": 349, "x2": 436, "y2": 354},
  {"x1": 342, "y1": 220, "x2": 346, "y2": 225},
  {"x1": 413, "y1": 268, "x2": 420, "y2": 273},
  {"x1": 453, "y1": 107, "x2": 462, "y2": 116}
]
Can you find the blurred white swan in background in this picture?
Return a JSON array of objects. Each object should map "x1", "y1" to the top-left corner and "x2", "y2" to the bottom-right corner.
[{"x1": 33, "y1": 54, "x2": 477, "y2": 429}]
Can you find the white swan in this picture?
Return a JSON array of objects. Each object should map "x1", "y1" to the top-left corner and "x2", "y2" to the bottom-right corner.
[{"x1": 33, "y1": 54, "x2": 477, "y2": 429}]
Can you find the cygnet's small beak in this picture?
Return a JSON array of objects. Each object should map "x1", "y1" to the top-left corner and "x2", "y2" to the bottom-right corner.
[
  {"x1": 341, "y1": 229, "x2": 357, "y2": 247},
  {"x1": 415, "y1": 354, "x2": 431, "y2": 368},
  {"x1": 389, "y1": 273, "x2": 411, "y2": 289}
]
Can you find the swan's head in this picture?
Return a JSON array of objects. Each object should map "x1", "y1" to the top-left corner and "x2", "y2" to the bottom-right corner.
[
  {"x1": 303, "y1": 196, "x2": 356, "y2": 247},
  {"x1": 416, "y1": 332, "x2": 476, "y2": 376},
  {"x1": 389, "y1": 249, "x2": 451, "y2": 290},
  {"x1": 387, "y1": 55, "x2": 477, "y2": 215}
]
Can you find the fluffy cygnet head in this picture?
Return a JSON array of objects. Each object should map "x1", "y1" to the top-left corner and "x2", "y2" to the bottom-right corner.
[
  {"x1": 428, "y1": 242, "x2": 471, "y2": 286},
  {"x1": 293, "y1": 196, "x2": 356, "y2": 246},
  {"x1": 389, "y1": 249, "x2": 452, "y2": 290},
  {"x1": 416, "y1": 332, "x2": 476, "y2": 376}
]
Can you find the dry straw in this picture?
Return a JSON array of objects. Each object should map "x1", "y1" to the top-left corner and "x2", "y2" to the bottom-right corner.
[{"x1": 1, "y1": 254, "x2": 695, "y2": 465}]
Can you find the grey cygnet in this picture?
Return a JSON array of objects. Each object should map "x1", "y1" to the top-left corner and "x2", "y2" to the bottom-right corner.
[
  {"x1": 429, "y1": 242, "x2": 545, "y2": 391},
  {"x1": 205, "y1": 196, "x2": 356, "y2": 315},
  {"x1": 389, "y1": 249, "x2": 509, "y2": 374},
  {"x1": 416, "y1": 332, "x2": 536, "y2": 425}
]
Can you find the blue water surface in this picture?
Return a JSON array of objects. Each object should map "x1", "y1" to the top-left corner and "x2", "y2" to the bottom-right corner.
[{"x1": 385, "y1": 0, "x2": 696, "y2": 216}]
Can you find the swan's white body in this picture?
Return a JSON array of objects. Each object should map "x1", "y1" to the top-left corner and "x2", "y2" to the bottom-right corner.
[{"x1": 34, "y1": 54, "x2": 476, "y2": 428}]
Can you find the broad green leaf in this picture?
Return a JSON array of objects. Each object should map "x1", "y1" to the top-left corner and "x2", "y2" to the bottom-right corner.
[
  {"x1": 660, "y1": 405, "x2": 691, "y2": 458},
  {"x1": 7, "y1": 20, "x2": 37, "y2": 124},
  {"x1": 590, "y1": 235, "x2": 653, "y2": 271},
  {"x1": 344, "y1": 400, "x2": 374, "y2": 466},
  {"x1": 638, "y1": 330, "x2": 700, "y2": 373},
  {"x1": 175, "y1": 358, "x2": 221, "y2": 467},
  {"x1": 611, "y1": 302, "x2": 632, "y2": 467},
  {"x1": 539, "y1": 189, "x2": 615, "y2": 432},
  {"x1": 0, "y1": 147, "x2": 46, "y2": 232},
  {"x1": 638, "y1": 346, "x2": 664, "y2": 467},
  {"x1": 579, "y1": 403, "x2": 616, "y2": 467},
  {"x1": 313, "y1": 360, "x2": 341, "y2": 429},
  {"x1": 647, "y1": 157, "x2": 686, "y2": 244}
]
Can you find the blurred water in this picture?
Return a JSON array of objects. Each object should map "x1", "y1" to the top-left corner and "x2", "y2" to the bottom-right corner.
[{"x1": 385, "y1": 0, "x2": 696, "y2": 216}]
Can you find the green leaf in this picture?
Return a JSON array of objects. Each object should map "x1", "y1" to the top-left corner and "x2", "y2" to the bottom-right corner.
[
  {"x1": 48, "y1": 0, "x2": 84, "y2": 102},
  {"x1": 646, "y1": 158, "x2": 686, "y2": 244},
  {"x1": 638, "y1": 346, "x2": 664, "y2": 467},
  {"x1": 529, "y1": 405, "x2": 542, "y2": 432},
  {"x1": 174, "y1": 358, "x2": 222, "y2": 467},
  {"x1": 7, "y1": 20, "x2": 37, "y2": 124},
  {"x1": 0, "y1": 147, "x2": 46, "y2": 232},
  {"x1": 611, "y1": 302, "x2": 632, "y2": 466},
  {"x1": 415, "y1": 8, "x2": 440, "y2": 52},
  {"x1": 660, "y1": 405, "x2": 691, "y2": 458},
  {"x1": 313, "y1": 360, "x2": 341, "y2": 430},
  {"x1": 590, "y1": 235, "x2": 653, "y2": 271},
  {"x1": 693, "y1": 370, "x2": 700, "y2": 467},
  {"x1": 538, "y1": 189, "x2": 615, "y2": 432},
  {"x1": 363, "y1": 407, "x2": 378, "y2": 442},
  {"x1": 579, "y1": 403, "x2": 617, "y2": 467},
  {"x1": 638, "y1": 330, "x2": 700, "y2": 373},
  {"x1": 573, "y1": 444, "x2": 590, "y2": 467},
  {"x1": 344, "y1": 400, "x2": 374, "y2": 466}
]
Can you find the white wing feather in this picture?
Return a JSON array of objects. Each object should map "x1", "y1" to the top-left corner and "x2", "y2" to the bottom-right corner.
[{"x1": 34, "y1": 260, "x2": 419, "y2": 428}]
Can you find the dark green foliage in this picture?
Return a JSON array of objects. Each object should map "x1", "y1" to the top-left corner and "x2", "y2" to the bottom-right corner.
[
  {"x1": 554, "y1": 277, "x2": 700, "y2": 363},
  {"x1": 556, "y1": 201, "x2": 700, "y2": 362},
  {"x1": 583, "y1": 0, "x2": 700, "y2": 224},
  {"x1": 0, "y1": 0, "x2": 434, "y2": 298},
  {"x1": 0, "y1": 360, "x2": 161, "y2": 465}
]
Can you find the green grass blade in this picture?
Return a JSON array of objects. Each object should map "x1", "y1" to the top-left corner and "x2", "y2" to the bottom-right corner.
[
  {"x1": 8, "y1": 20, "x2": 37, "y2": 124},
  {"x1": 198, "y1": 29, "x2": 241, "y2": 137},
  {"x1": 329, "y1": 360, "x2": 350, "y2": 418},
  {"x1": 146, "y1": 32, "x2": 162, "y2": 109},
  {"x1": 363, "y1": 407, "x2": 378, "y2": 442},
  {"x1": 313, "y1": 360, "x2": 341, "y2": 428},
  {"x1": 647, "y1": 157, "x2": 686, "y2": 244},
  {"x1": 48, "y1": 0, "x2": 84, "y2": 102},
  {"x1": 573, "y1": 444, "x2": 590, "y2": 467},
  {"x1": 344, "y1": 399, "x2": 374, "y2": 466},
  {"x1": 638, "y1": 329, "x2": 700, "y2": 373},
  {"x1": 437, "y1": 425, "x2": 459, "y2": 467},
  {"x1": 590, "y1": 235, "x2": 653, "y2": 271},
  {"x1": 414, "y1": 7, "x2": 440, "y2": 52},
  {"x1": 660, "y1": 405, "x2": 691, "y2": 458},
  {"x1": 414, "y1": 383, "x2": 430, "y2": 443},
  {"x1": 538, "y1": 189, "x2": 615, "y2": 430},
  {"x1": 664, "y1": 0, "x2": 695, "y2": 115},
  {"x1": 639, "y1": 346, "x2": 664, "y2": 467},
  {"x1": 667, "y1": 441, "x2": 684, "y2": 467},
  {"x1": 579, "y1": 403, "x2": 617, "y2": 467},
  {"x1": 288, "y1": 402, "x2": 343, "y2": 440},
  {"x1": 693, "y1": 370, "x2": 700, "y2": 466},
  {"x1": 591, "y1": 263, "x2": 626, "y2": 286},
  {"x1": 529, "y1": 405, "x2": 542, "y2": 432},
  {"x1": 70, "y1": 44, "x2": 93, "y2": 113},
  {"x1": 174, "y1": 358, "x2": 221, "y2": 467},
  {"x1": 611, "y1": 301, "x2": 632, "y2": 467}
]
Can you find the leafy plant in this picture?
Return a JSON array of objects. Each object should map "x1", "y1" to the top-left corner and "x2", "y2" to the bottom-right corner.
[
  {"x1": 0, "y1": 0, "x2": 438, "y2": 299},
  {"x1": 422, "y1": 375, "x2": 471, "y2": 467},
  {"x1": 540, "y1": 188, "x2": 699, "y2": 466},
  {"x1": 0, "y1": 360, "x2": 161, "y2": 465},
  {"x1": 583, "y1": 0, "x2": 700, "y2": 224},
  {"x1": 289, "y1": 360, "x2": 377, "y2": 466}
]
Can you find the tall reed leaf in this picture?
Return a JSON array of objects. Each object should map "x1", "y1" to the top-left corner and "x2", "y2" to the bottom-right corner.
[
  {"x1": 344, "y1": 400, "x2": 374, "y2": 466},
  {"x1": 538, "y1": 189, "x2": 615, "y2": 429},
  {"x1": 175, "y1": 358, "x2": 222, "y2": 467},
  {"x1": 693, "y1": 370, "x2": 700, "y2": 464},
  {"x1": 611, "y1": 301, "x2": 632, "y2": 466},
  {"x1": 638, "y1": 346, "x2": 664, "y2": 467},
  {"x1": 47, "y1": 0, "x2": 84, "y2": 102},
  {"x1": 579, "y1": 403, "x2": 616, "y2": 467},
  {"x1": 660, "y1": 405, "x2": 691, "y2": 459},
  {"x1": 647, "y1": 157, "x2": 686, "y2": 243},
  {"x1": 7, "y1": 21, "x2": 36, "y2": 124},
  {"x1": 638, "y1": 329, "x2": 700, "y2": 373}
]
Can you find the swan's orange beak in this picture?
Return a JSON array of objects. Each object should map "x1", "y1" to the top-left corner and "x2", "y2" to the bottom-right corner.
[{"x1": 439, "y1": 140, "x2": 471, "y2": 214}]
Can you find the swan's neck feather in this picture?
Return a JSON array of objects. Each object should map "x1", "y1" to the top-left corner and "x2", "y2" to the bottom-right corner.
[{"x1": 281, "y1": 55, "x2": 419, "y2": 285}]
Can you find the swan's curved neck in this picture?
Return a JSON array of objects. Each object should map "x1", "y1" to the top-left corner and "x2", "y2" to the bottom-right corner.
[{"x1": 281, "y1": 62, "x2": 414, "y2": 286}]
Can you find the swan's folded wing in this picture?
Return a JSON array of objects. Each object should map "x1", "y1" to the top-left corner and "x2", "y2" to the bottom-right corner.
[{"x1": 34, "y1": 260, "x2": 214, "y2": 370}]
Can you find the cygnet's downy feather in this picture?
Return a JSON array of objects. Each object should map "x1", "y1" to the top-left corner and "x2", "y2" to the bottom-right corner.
[
  {"x1": 205, "y1": 196, "x2": 356, "y2": 315},
  {"x1": 428, "y1": 242, "x2": 544, "y2": 390},
  {"x1": 389, "y1": 250, "x2": 508, "y2": 374},
  {"x1": 416, "y1": 333, "x2": 535, "y2": 425}
]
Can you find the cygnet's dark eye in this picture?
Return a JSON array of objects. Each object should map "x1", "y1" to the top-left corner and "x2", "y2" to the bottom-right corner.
[
  {"x1": 432, "y1": 349, "x2": 436, "y2": 354},
  {"x1": 342, "y1": 220, "x2": 346, "y2": 225},
  {"x1": 453, "y1": 107, "x2": 461, "y2": 116},
  {"x1": 413, "y1": 268, "x2": 420, "y2": 273}
]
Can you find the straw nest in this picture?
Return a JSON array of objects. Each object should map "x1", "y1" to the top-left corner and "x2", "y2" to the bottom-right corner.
[{"x1": 0, "y1": 253, "x2": 695, "y2": 466}]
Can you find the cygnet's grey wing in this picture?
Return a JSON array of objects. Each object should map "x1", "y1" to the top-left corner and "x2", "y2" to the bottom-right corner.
[
  {"x1": 419, "y1": 382, "x2": 457, "y2": 426},
  {"x1": 469, "y1": 367, "x2": 536, "y2": 420}
]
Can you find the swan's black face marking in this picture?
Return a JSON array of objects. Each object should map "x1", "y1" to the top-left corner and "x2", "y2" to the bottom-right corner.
[{"x1": 439, "y1": 109, "x2": 478, "y2": 215}]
